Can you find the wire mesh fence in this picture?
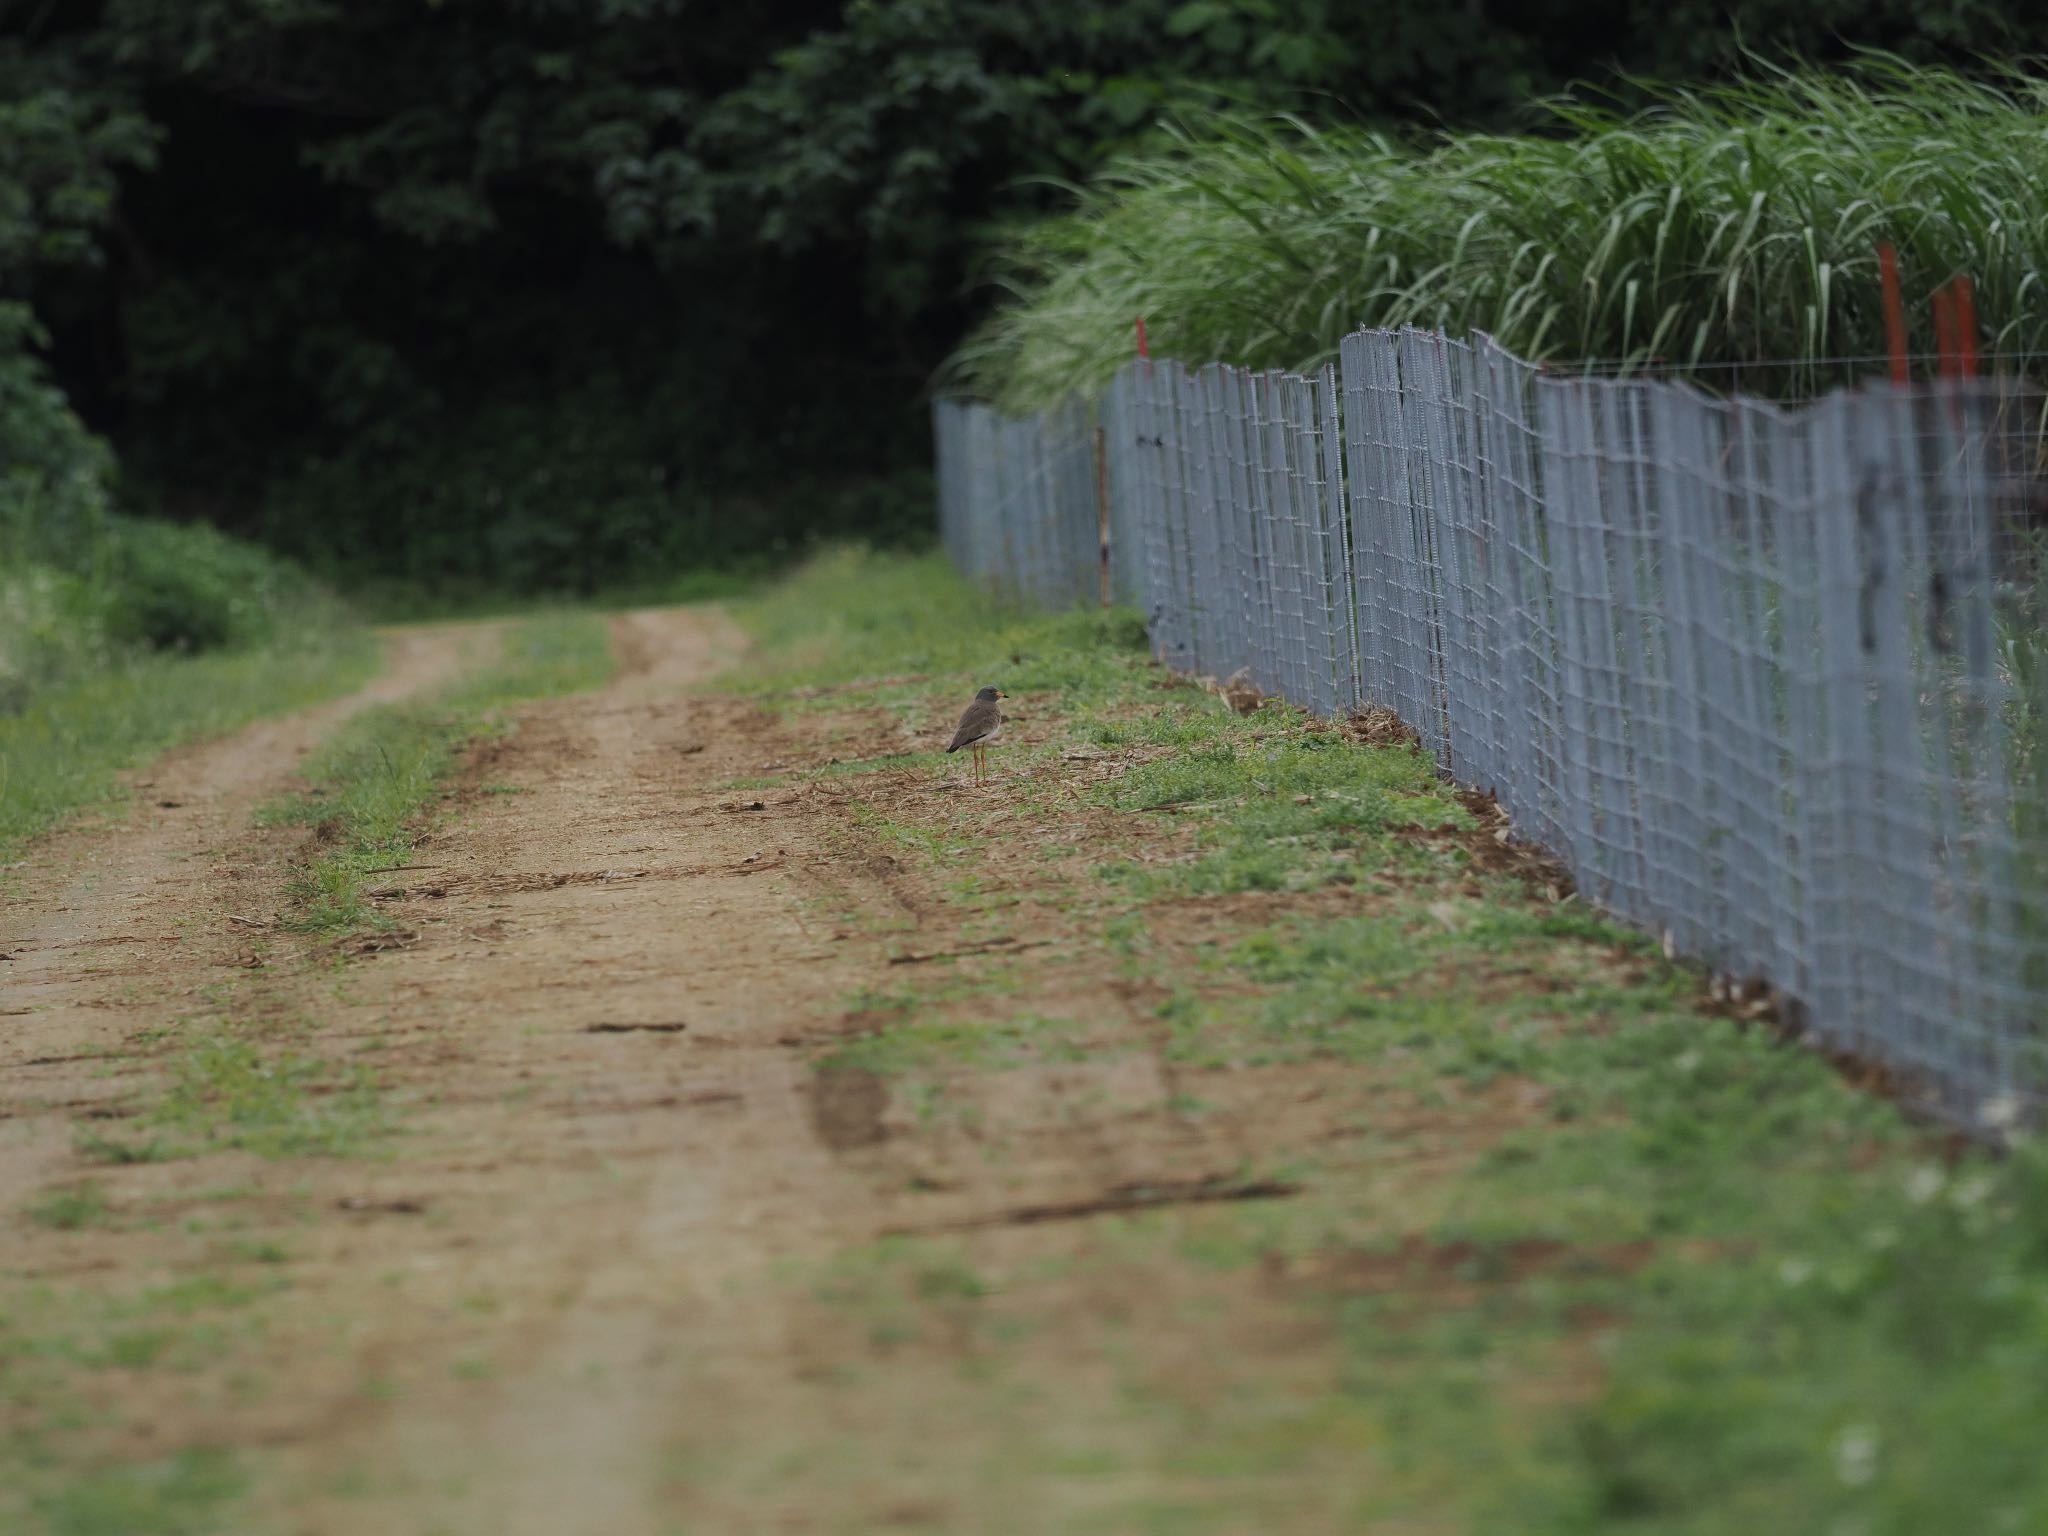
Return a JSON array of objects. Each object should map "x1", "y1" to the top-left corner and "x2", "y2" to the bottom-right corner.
[
  {"x1": 934, "y1": 326, "x2": 2048, "y2": 1136},
  {"x1": 932, "y1": 393, "x2": 1125, "y2": 609}
]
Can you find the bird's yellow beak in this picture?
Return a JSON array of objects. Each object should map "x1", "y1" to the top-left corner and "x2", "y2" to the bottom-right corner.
[{"x1": 998, "y1": 691, "x2": 1007, "y2": 699}]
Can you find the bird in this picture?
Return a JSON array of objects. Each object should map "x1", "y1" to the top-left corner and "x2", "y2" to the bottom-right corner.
[{"x1": 945, "y1": 686, "x2": 1006, "y2": 784}]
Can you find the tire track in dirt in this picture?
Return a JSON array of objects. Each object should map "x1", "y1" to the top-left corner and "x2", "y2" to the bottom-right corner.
[
  {"x1": 6, "y1": 605, "x2": 1555, "y2": 1535},
  {"x1": 255, "y1": 607, "x2": 890, "y2": 1536},
  {"x1": 253, "y1": 610, "x2": 1432, "y2": 1535},
  {"x1": 0, "y1": 623, "x2": 499, "y2": 1196}
]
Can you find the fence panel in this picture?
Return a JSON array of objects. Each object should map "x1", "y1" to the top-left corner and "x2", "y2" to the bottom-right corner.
[
  {"x1": 1472, "y1": 338, "x2": 1567, "y2": 856},
  {"x1": 934, "y1": 333, "x2": 2046, "y2": 1134}
]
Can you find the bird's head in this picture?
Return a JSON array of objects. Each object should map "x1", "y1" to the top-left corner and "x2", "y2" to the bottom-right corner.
[{"x1": 975, "y1": 686, "x2": 1005, "y2": 702}]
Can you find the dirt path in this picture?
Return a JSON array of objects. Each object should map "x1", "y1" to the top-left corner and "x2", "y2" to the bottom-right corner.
[
  {"x1": 2, "y1": 605, "x2": 1588, "y2": 1534},
  {"x1": 11, "y1": 607, "x2": 1029, "y2": 1534},
  {"x1": 256, "y1": 605, "x2": 875, "y2": 1536},
  {"x1": 1, "y1": 623, "x2": 497, "y2": 1207}
]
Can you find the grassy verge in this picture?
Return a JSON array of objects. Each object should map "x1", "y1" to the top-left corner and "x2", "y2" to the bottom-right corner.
[
  {"x1": 266, "y1": 612, "x2": 616, "y2": 932},
  {"x1": 0, "y1": 625, "x2": 377, "y2": 864},
  {"x1": 9, "y1": 986, "x2": 379, "y2": 1532},
  {"x1": 730, "y1": 548, "x2": 2046, "y2": 1534}
]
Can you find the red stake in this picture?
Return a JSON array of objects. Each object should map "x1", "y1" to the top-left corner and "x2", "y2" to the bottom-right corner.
[
  {"x1": 1954, "y1": 275, "x2": 1980, "y2": 379},
  {"x1": 1878, "y1": 243, "x2": 1909, "y2": 384},
  {"x1": 1135, "y1": 315, "x2": 1149, "y2": 359},
  {"x1": 1933, "y1": 285, "x2": 1959, "y2": 382}
]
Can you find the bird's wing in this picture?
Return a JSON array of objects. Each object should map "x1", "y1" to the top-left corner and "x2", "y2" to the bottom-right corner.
[{"x1": 947, "y1": 700, "x2": 1001, "y2": 752}]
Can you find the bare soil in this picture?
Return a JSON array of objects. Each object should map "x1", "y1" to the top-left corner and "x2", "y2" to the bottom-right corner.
[
  {"x1": 2, "y1": 623, "x2": 499, "y2": 1195},
  {"x1": 1, "y1": 608, "x2": 1594, "y2": 1535}
]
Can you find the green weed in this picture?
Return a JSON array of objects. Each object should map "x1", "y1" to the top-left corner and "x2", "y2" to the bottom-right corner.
[
  {"x1": 27, "y1": 1185, "x2": 112, "y2": 1232},
  {"x1": 73, "y1": 1128, "x2": 174, "y2": 1166},
  {"x1": 733, "y1": 547, "x2": 1151, "y2": 716},
  {"x1": 821, "y1": 1010, "x2": 1101, "y2": 1078},
  {"x1": 1099, "y1": 709, "x2": 1466, "y2": 895},
  {"x1": 33, "y1": 1447, "x2": 246, "y2": 1536},
  {"x1": 154, "y1": 1036, "x2": 386, "y2": 1160},
  {"x1": 846, "y1": 801, "x2": 957, "y2": 863}
]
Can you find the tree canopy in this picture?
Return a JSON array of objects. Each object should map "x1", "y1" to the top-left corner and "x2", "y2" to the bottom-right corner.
[{"x1": 3, "y1": 0, "x2": 2044, "y2": 589}]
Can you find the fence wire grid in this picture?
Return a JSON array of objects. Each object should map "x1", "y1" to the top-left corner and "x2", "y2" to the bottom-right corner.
[{"x1": 935, "y1": 327, "x2": 2048, "y2": 1137}]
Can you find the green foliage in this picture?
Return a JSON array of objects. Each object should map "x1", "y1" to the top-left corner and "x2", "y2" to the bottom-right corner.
[
  {"x1": 99, "y1": 517, "x2": 317, "y2": 652},
  {"x1": 693, "y1": 0, "x2": 1404, "y2": 317},
  {"x1": 0, "y1": 307, "x2": 113, "y2": 535},
  {"x1": 0, "y1": 452, "x2": 364, "y2": 854},
  {"x1": 959, "y1": 62, "x2": 2048, "y2": 405},
  {"x1": 0, "y1": 41, "x2": 156, "y2": 271},
  {"x1": 248, "y1": 374, "x2": 936, "y2": 593},
  {"x1": 96, "y1": 0, "x2": 710, "y2": 252},
  {"x1": 0, "y1": 39, "x2": 160, "y2": 639},
  {"x1": 0, "y1": 305, "x2": 124, "y2": 695},
  {"x1": 2, "y1": 0, "x2": 954, "y2": 590},
  {"x1": 0, "y1": 340, "x2": 344, "y2": 694},
  {"x1": 4, "y1": 3, "x2": 2048, "y2": 590},
  {"x1": 0, "y1": 179, "x2": 374, "y2": 848}
]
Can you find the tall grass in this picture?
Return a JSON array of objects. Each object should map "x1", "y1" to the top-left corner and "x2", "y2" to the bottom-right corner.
[
  {"x1": 0, "y1": 627, "x2": 376, "y2": 860},
  {"x1": 956, "y1": 60, "x2": 2048, "y2": 407}
]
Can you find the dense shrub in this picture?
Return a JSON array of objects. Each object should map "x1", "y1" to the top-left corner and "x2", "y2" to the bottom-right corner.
[
  {"x1": 101, "y1": 517, "x2": 306, "y2": 652},
  {"x1": 246, "y1": 374, "x2": 935, "y2": 594},
  {"x1": 2, "y1": 478, "x2": 332, "y2": 708}
]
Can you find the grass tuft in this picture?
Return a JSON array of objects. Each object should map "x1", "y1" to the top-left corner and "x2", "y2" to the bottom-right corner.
[
  {"x1": 276, "y1": 612, "x2": 615, "y2": 933},
  {"x1": 26, "y1": 1184, "x2": 112, "y2": 1232},
  {"x1": 33, "y1": 1447, "x2": 246, "y2": 1536},
  {"x1": 1099, "y1": 706, "x2": 1465, "y2": 895},
  {"x1": 155, "y1": 1037, "x2": 386, "y2": 1160}
]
